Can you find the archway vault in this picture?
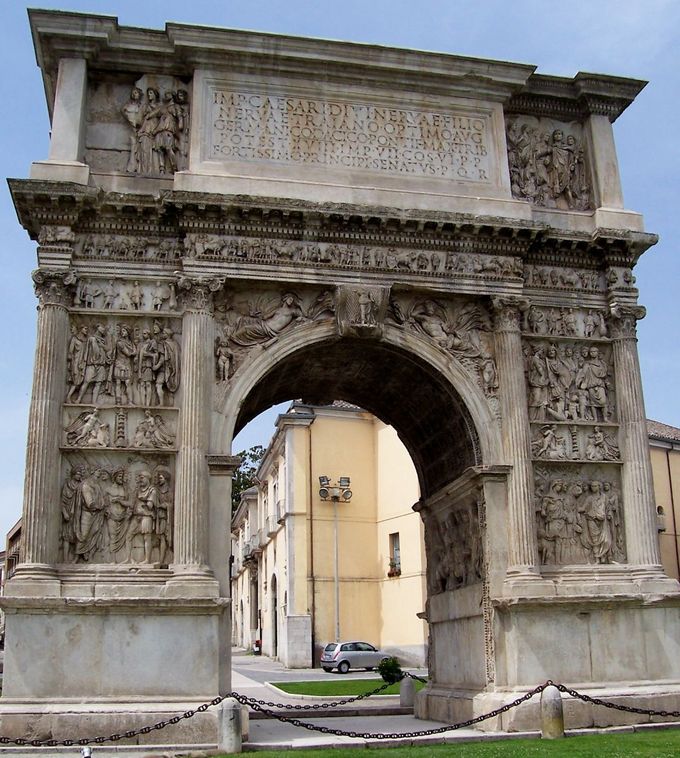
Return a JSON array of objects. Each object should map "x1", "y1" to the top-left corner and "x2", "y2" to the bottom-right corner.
[{"x1": 225, "y1": 330, "x2": 488, "y2": 501}]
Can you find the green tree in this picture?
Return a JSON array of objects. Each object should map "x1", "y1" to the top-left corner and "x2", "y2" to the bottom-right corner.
[{"x1": 231, "y1": 444, "x2": 265, "y2": 514}]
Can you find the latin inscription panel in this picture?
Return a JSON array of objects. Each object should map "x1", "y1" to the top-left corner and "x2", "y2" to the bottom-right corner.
[{"x1": 209, "y1": 90, "x2": 492, "y2": 183}]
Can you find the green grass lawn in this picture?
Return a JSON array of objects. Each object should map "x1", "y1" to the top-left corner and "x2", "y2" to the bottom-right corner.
[
  {"x1": 225, "y1": 728, "x2": 680, "y2": 756},
  {"x1": 270, "y1": 678, "x2": 427, "y2": 697}
]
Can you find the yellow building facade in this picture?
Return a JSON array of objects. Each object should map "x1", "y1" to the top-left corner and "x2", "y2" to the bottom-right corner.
[
  {"x1": 231, "y1": 402, "x2": 427, "y2": 667},
  {"x1": 649, "y1": 420, "x2": 680, "y2": 580}
]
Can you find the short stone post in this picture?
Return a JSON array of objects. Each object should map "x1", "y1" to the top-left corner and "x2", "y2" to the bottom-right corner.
[
  {"x1": 540, "y1": 685, "x2": 564, "y2": 739},
  {"x1": 400, "y1": 675, "x2": 416, "y2": 708},
  {"x1": 217, "y1": 698, "x2": 243, "y2": 753}
]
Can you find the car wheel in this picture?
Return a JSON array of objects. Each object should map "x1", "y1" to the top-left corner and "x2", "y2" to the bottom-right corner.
[
  {"x1": 322, "y1": 667, "x2": 333, "y2": 673},
  {"x1": 380, "y1": 657, "x2": 389, "y2": 665},
  {"x1": 338, "y1": 660, "x2": 350, "y2": 674}
]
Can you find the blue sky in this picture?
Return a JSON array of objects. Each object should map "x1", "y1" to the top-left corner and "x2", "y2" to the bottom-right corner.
[{"x1": 1, "y1": 1, "x2": 679, "y2": 537}]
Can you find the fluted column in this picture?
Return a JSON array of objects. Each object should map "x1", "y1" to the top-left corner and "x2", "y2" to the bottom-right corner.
[
  {"x1": 172, "y1": 276, "x2": 224, "y2": 575},
  {"x1": 492, "y1": 297, "x2": 540, "y2": 577},
  {"x1": 16, "y1": 270, "x2": 75, "y2": 580},
  {"x1": 609, "y1": 305, "x2": 662, "y2": 568}
]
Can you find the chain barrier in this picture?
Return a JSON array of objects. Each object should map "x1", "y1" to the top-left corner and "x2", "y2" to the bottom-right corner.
[{"x1": 2, "y1": 678, "x2": 680, "y2": 747}]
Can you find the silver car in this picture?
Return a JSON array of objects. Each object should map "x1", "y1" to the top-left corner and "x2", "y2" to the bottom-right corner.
[{"x1": 320, "y1": 641, "x2": 390, "y2": 673}]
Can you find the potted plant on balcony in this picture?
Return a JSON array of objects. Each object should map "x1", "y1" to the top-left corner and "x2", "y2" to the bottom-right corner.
[{"x1": 387, "y1": 560, "x2": 401, "y2": 577}]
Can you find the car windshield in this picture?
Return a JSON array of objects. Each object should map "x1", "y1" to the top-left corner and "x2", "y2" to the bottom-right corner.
[{"x1": 324, "y1": 643, "x2": 338, "y2": 652}]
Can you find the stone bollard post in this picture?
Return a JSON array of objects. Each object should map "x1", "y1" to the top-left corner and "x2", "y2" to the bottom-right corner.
[
  {"x1": 400, "y1": 675, "x2": 416, "y2": 708},
  {"x1": 540, "y1": 685, "x2": 564, "y2": 739},
  {"x1": 240, "y1": 704, "x2": 250, "y2": 741},
  {"x1": 218, "y1": 697, "x2": 243, "y2": 753}
]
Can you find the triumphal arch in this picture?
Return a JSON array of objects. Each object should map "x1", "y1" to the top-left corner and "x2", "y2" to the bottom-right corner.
[{"x1": 5, "y1": 8, "x2": 680, "y2": 745}]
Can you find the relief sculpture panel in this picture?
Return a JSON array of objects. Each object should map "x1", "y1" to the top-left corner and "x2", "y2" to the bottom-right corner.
[
  {"x1": 506, "y1": 117, "x2": 592, "y2": 210},
  {"x1": 423, "y1": 497, "x2": 483, "y2": 595},
  {"x1": 387, "y1": 294, "x2": 499, "y2": 400},
  {"x1": 66, "y1": 317, "x2": 181, "y2": 407},
  {"x1": 60, "y1": 455, "x2": 173, "y2": 565},
  {"x1": 535, "y1": 466, "x2": 625, "y2": 566},
  {"x1": 213, "y1": 287, "x2": 336, "y2": 381},
  {"x1": 523, "y1": 341, "x2": 615, "y2": 423},
  {"x1": 86, "y1": 75, "x2": 190, "y2": 176}
]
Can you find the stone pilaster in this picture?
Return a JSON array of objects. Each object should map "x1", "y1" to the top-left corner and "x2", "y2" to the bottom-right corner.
[
  {"x1": 13, "y1": 270, "x2": 75, "y2": 585},
  {"x1": 169, "y1": 276, "x2": 224, "y2": 587},
  {"x1": 491, "y1": 297, "x2": 544, "y2": 586},
  {"x1": 609, "y1": 304, "x2": 662, "y2": 569}
]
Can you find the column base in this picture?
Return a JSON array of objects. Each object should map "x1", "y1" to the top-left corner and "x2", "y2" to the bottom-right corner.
[
  {"x1": 165, "y1": 564, "x2": 220, "y2": 598},
  {"x1": 503, "y1": 566, "x2": 555, "y2": 597},
  {"x1": 4, "y1": 564, "x2": 61, "y2": 597}
]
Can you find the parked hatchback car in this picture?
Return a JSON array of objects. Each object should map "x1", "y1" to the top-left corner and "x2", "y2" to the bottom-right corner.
[{"x1": 320, "y1": 641, "x2": 391, "y2": 673}]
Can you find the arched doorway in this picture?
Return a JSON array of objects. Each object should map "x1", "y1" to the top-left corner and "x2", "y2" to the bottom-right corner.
[{"x1": 219, "y1": 326, "x2": 506, "y2": 718}]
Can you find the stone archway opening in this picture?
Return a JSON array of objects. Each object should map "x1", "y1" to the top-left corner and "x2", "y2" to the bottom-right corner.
[
  {"x1": 229, "y1": 335, "x2": 500, "y2": 702},
  {"x1": 234, "y1": 337, "x2": 481, "y2": 500}
]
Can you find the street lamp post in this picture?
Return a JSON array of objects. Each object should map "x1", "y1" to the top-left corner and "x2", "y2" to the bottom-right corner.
[{"x1": 319, "y1": 476, "x2": 352, "y2": 641}]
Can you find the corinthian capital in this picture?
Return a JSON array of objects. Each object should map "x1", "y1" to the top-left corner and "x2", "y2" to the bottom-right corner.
[
  {"x1": 176, "y1": 275, "x2": 225, "y2": 313},
  {"x1": 490, "y1": 296, "x2": 529, "y2": 332},
  {"x1": 32, "y1": 268, "x2": 77, "y2": 307},
  {"x1": 608, "y1": 303, "x2": 646, "y2": 339}
]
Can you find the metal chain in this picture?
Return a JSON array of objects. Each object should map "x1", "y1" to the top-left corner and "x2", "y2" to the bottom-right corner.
[
  {"x1": 230, "y1": 682, "x2": 548, "y2": 739},
  {"x1": 552, "y1": 681, "x2": 680, "y2": 718},
  {"x1": 2, "y1": 679, "x2": 679, "y2": 747}
]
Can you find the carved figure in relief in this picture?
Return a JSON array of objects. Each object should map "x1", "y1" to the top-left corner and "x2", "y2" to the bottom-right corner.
[
  {"x1": 357, "y1": 290, "x2": 377, "y2": 326},
  {"x1": 153, "y1": 91, "x2": 183, "y2": 175},
  {"x1": 537, "y1": 480, "x2": 570, "y2": 564},
  {"x1": 105, "y1": 468, "x2": 132, "y2": 562},
  {"x1": 137, "y1": 328, "x2": 158, "y2": 406},
  {"x1": 154, "y1": 327, "x2": 181, "y2": 405},
  {"x1": 409, "y1": 300, "x2": 482, "y2": 359},
  {"x1": 75, "y1": 280, "x2": 102, "y2": 309},
  {"x1": 481, "y1": 357, "x2": 499, "y2": 396},
  {"x1": 110, "y1": 325, "x2": 137, "y2": 405},
  {"x1": 75, "y1": 469, "x2": 108, "y2": 562},
  {"x1": 532, "y1": 424, "x2": 567, "y2": 460},
  {"x1": 604, "y1": 481, "x2": 624, "y2": 558},
  {"x1": 528, "y1": 347, "x2": 549, "y2": 420},
  {"x1": 76, "y1": 323, "x2": 110, "y2": 404},
  {"x1": 527, "y1": 306, "x2": 547, "y2": 335},
  {"x1": 66, "y1": 325, "x2": 88, "y2": 402},
  {"x1": 132, "y1": 410, "x2": 175, "y2": 448},
  {"x1": 65, "y1": 408, "x2": 102, "y2": 447},
  {"x1": 230, "y1": 293, "x2": 304, "y2": 347},
  {"x1": 175, "y1": 89, "x2": 190, "y2": 168},
  {"x1": 576, "y1": 346, "x2": 611, "y2": 422},
  {"x1": 102, "y1": 280, "x2": 117, "y2": 309},
  {"x1": 130, "y1": 281, "x2": 143, "y2": 310},
  {"x1": 215, "y1": 337, "x2": 234, "y2": 382},
  {"x1": 155, "y1": 468, "x2": 173, "y2": 565},
  {"x1": 583, "y1": 480, "x2": 616, "y2": 564},
  {"x1": 562, "y1": 308, "x2": 577, "y2": 336},
  {"x1": 585, "y1": 426, "x2": 620, "y2": 461},
  {"x1": 122, "y1": 87, "x2": 145, "y2": 173},
  {"x1": 138, "y1": 88, "x2": 161, "y2": 175},
  {"x1": 151, "y1": 281, "x2": 173, "y2": 311},
  {"x1": 130, "y1": 470, "x2": 158, "y2": 563},
  {"x1": 60, "y1": 466, "x2": 85, "y2": 562}
]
